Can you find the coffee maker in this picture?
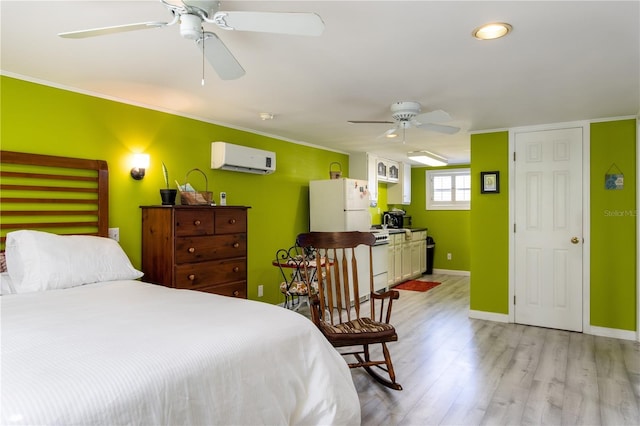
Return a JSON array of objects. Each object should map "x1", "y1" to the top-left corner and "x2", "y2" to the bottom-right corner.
[{"x1": 383, "y1": 211, "x2": 412, "y2": 229}]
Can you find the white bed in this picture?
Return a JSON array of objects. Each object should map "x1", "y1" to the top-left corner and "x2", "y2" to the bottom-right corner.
[
  {"x1": 1, "y1": 278, "x2": 361, "y2": 425},
  {"x1": 0, "y1": 151, "x2": 360, "y2": 425}
]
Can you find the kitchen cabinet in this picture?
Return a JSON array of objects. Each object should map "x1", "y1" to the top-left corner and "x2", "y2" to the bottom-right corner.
[
  {"x1": 410, "y1": 230, "x2": 428, "y2": 278},
  {"x1": 388, "y1": 162, "x2": 411, "y2": 205},
  {"x1": 393, "y1": 235, "x2": 403, "y2": 284},
  {"x1": 376, "y1": 158, "x2": 399, "y2": 183},
  {"x1": 387, "y1": 234, "x2": 403, "y2": 286},
  {"x1": 140, "y1": 205, "x2": 249, "y2": 298},
  {"x1": 387, "y1": 230, "x2": 428, "y2": 286},
  {"x1": 401, "y1": 234, "x2": 412, "y2": 280},
  {"x1": 349, "y1": 152, "x2": 378, "y2": 206},
  {"x1": 420, "y1": 236, "x2": 427, "y2": 273}
]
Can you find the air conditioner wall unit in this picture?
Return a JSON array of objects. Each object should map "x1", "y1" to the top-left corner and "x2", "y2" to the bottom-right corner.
[{"x1": 211, "y1": 142, "x2": 276, "y2": 174}]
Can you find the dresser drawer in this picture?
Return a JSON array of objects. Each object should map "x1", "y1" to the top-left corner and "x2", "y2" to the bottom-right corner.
[
  {"x1": 175, "y1": 210, "x2": 214, "y2": 236},
  {"x1": 175, "y1": 234, "x2": 246, "y2": 263},
  {"x1": 197, "y1": 281, "x2": 247, "y2": 298},
  {"x1": 174, "y1": 258, "x2": 247, "y2": 289},
  {"x1": 215, "y1": 209, "x2": 247, "y2": 234}
]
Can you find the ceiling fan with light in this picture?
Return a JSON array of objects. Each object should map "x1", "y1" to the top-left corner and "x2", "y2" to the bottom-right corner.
[
  {"x1": 58, "y1": 0, "x2": 325, "y2": 81},
  {"x1": 348, "y1": 101, "x2": 460, "y2": 141}
]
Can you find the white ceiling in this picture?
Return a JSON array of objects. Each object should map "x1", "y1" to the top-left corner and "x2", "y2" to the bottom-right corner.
[{"x1": 1, "y1": 1, "x2": 639, "y2": 165}]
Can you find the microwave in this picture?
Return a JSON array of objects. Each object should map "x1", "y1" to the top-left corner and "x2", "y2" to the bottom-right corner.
[{"x1": 383, "y1": 211, "x2": 412, "y2": 229}]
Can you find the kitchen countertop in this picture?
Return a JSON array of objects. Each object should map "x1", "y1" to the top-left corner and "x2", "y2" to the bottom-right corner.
[
  {"x1": 371, "y1": 227, "x2": 427, "y2": 234},
  {"x1": 389, "y1": 228, "x2": 427, "y2": 234}
]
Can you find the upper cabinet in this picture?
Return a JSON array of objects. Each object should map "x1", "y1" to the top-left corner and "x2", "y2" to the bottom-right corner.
[
  {"x1": 376, "y1": 158, "x2": 399, "y2": 183},
  {"x1": 350, "y1": 153, "x2": 410, "y2": 206},
  {"x1": 388, "y1": 162, "x2": 411, "y2": 205}
]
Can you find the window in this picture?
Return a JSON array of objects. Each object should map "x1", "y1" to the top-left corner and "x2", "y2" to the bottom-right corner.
[{"x1": 426, "y1": 168, "x2": 471, "y2": 210}]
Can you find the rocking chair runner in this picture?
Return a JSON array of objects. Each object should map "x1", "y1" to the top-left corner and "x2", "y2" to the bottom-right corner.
[{"x1": 296, "y1": 231, "x2": 402, "y2": 390}]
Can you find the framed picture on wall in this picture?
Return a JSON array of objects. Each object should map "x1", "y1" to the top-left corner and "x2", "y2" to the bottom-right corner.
[{"x1": 481, "y1": 171, "x2": 500, "y2": 194}]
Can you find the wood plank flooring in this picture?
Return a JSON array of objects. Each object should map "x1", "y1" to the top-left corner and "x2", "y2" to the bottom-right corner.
[{"x1": 349, "y1": 274, "x2": 640, "y2": 425}]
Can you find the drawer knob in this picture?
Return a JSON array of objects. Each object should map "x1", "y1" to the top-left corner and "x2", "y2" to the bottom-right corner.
[
  {"x1": 233, "y1": 242, "x2": 240, "y2": 248},
  {"x1": 229, "y1": 218, "x2": 236, "y2": 224},
  {"x1": 188, "y1": 274, "x2": 196, "y2": 281},
  {"x1": 188, "y1": 247, "x2": 195, "y2": 253},
  {"x1": 194, "y1": 220, "x2": 201, "y2": 226},
  {"x1": 233, "y1": 290, "x2": 240, "y2": 297},
  {"x1": 233, "y1": 266, "x2": 239, "y2": 272}
]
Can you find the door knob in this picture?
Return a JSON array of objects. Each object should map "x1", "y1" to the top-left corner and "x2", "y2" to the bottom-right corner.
[{"x1": 571, "y1": 237, "x2": 580, "y2": 244}]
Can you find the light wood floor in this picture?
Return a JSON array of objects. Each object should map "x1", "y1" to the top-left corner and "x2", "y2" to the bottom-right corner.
[{"x1": 349, "y1": 274, "x2": 640, "y2": 426}]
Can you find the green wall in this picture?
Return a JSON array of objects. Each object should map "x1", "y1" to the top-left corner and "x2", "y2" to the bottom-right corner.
[
  {"x1": 469, "y1": 122, "x2": 637, "y2": 332},
  {"x1": 3, "y1": 76, "x2": 636, "y2": 331},
  {"x1": 590, "y1": 120, "x2": 637, "y2": 331},
  {"x1": 0, "y1": 76, "x2": 347, "y2": 304},
  {"x1": 469, "y1": 132, "x2": 510, "y2": 314},
  {"x1": 398, "y1": 166, "x2": 471, "y2": 272}
]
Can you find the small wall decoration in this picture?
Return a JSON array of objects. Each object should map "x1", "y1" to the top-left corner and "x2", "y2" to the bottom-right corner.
[
  {"x1": 481, "y1": 171, "x2": 500, "y2": 194},
  {"x1": 605, "y1": 163, "x2": 624, "y2": 190}
]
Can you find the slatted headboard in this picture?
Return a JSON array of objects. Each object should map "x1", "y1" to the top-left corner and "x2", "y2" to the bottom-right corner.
[{"x1": 0, "y1": 151, "x2": 109, "y2": 249}]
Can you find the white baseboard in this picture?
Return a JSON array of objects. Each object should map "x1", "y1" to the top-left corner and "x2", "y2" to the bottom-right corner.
[
  {"x1": 467, "y1": 312, "x2": 638, "y2": 341},
  {"x1": 468, "y1": 310, "x2": 509, "y2": 323},
  {"x1": 587, "y1": 325, "x2": 638, "y2": 341},
  {"x1": 432, "y1": 268, "x2": 470, "y2": 276}
]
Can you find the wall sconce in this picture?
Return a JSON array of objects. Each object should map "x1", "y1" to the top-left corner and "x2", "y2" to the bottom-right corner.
[
  {"x1": 130, "y1": 153, "x2": 150, "y2": 180},
  {"x1": 407, "y1": 151, "x2": 448, "y2": 167}
]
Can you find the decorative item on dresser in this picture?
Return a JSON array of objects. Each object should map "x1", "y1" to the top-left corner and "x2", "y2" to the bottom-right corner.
[{"x1": 140, "y1": 205, "x2": 250, "y2": 298}]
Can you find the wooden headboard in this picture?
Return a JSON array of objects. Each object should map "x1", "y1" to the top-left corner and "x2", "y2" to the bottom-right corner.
[{"x1": 0, "y1": 151, "x2": 109, "y2": 248}]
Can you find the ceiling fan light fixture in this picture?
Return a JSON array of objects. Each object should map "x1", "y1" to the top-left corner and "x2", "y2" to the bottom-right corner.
[
  {"x1": 472, "y1": 22, "x2": 512, "y2": 40},
  {"x1": 180, "y1": 14, "x2": 203, "y2": 39},
  {"x1": 408, "y1": 151, "x2": 448, "y2": 167}
]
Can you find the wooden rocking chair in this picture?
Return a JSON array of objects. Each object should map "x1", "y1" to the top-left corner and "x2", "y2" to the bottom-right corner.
[{"x1": 296, "y1": 231, "x2": 402, "y2": 390}]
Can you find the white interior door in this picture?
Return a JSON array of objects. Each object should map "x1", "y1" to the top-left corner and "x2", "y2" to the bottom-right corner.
[{"x1": 514, "y1": 127, "x2": 583, "y2": 332}]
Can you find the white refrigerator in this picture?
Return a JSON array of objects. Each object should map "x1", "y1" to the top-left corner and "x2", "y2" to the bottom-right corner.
[
  {"x1": 309, "y1": 178, "x2": 376, "y2": 302},
  {"x1": 309, "y1": 178, "x2": 372, "y2": 232}
]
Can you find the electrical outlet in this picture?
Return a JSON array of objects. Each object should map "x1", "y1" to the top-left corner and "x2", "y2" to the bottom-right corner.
[
  {"x1": 258, "y1": 285, "x2": 264, "y2": 297},
  {"x1": 108, "y1": 227, "x2": 120, "y2": 242},
  {"x1": 447, "y1": 252, "x2": 452, "y2": 260}
]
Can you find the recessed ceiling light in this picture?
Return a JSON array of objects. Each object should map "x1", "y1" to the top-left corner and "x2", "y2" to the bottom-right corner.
[
  {"x1": 472, "y1": 22, "x2": 512, "y2": 40},
  {"x1": 259, "y1": 112, "x2": 274, "y2": 120}
]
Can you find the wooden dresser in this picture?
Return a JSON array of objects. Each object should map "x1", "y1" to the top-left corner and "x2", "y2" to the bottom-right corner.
[{"x1": 140, "y1": 205, "x2": 250, "y2": 298}]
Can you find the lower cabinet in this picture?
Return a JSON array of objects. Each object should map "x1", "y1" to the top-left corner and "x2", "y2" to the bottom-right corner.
[
  {"x1": 387, "y1": 230, "x2": 428, "y2": 286},
  {"x1": 387, "y1": 234, "x2": 403, "y2": 286},
  {"x1": 401, "y1": 238, "x2": 412, "y2": 281},
  {"x1": 419, "y1": 237, "x2": 427, "y2": 274}
]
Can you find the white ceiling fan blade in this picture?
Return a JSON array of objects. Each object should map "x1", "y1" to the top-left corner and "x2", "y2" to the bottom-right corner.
[
  {"x1": 58, "y1": 21, "x2": 169, "y2": 39},
  {"x1": 197, "y1": 32, "x2": 245, "y2": 80},
  {"x1": 209, "y1": 11, "x2": 325, "y2": 36},
  {"x1": 348, "y1": 120, "x2": 394, "y2": 124},
  {"x1": 414, "y1": 109, "x2": 452, "y2": 124},
  {"x1": 415, "y1": 122, "x2": 461, "y2": 134}
]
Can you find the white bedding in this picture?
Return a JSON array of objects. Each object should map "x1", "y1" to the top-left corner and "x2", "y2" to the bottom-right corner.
[{"x1": 0, "y1": 281, "x2": 360, "y2": 425}]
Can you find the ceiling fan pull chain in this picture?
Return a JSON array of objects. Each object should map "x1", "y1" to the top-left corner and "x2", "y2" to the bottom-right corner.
[{"x1": 201, "y1": 28, "x2": 205, "y2": 86}]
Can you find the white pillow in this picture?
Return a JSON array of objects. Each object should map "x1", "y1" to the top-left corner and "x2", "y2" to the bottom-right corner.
[{"x1": 5, "y1": 230, "x2": 143, "y2": 293}]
